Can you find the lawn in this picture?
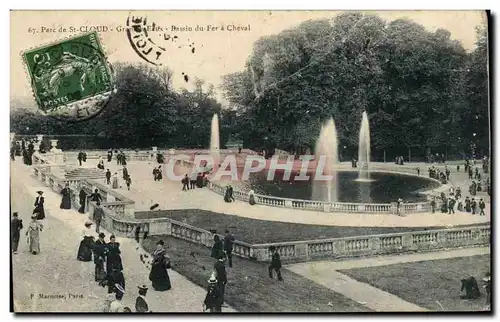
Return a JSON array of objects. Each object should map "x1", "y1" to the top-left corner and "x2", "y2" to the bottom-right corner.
[
  {"x1": 142, "y1": 235, "x2": 371, "y2": 312},
  {"x1": 339, "y1": 255, "x2": 491, "y2": 312},
  {"x1": 135, "y1": 209, "x2": 487, "y2": 244}
]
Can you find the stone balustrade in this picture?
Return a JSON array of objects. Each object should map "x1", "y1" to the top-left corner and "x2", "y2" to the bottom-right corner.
[
  {"x1": 208, "y1": 181, "x2": 429, "y2": 215},
  {"x1": 249, "y1": 225, "x2": 491, "y2": 264}
]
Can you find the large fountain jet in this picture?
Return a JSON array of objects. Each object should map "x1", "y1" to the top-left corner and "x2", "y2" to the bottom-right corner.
[
  {"x1": 358, "y1": 111, "x2": 371, "y2": 181},
  {"x1": 210, "y1": 113, "x2": 221, "y2": 169},
  {"x1": 312, "y1": 118, "x2": 339, "y2": 203}
]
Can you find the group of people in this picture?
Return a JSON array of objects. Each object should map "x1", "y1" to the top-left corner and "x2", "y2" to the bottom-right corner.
[
  {"x1": 181, "y1": 172, "x2": 208, "y2": 191},
  {"x1": 428, "y1": 166, "x2": 449, "y2": 184},
  {"x1": 152, "y1": 166, "x2": 163, "y2": 181},
  {"x1": 427, "y1": 153, "x2": 446, "y2": 164},
  {"x1": 205, "y1": 230, "x2": 283, "y2": 312},
  {"x1": 77, "y1": 151, "x2": 88, "y2": 166},
  {"x1": 11, "y1": 211, "x2": 44, "y2": 255},
  {"x1": 76, "y1": 219, "x2": 158, "y2": 313}
]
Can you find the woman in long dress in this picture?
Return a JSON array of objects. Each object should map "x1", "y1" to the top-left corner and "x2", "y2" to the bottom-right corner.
[
  {"x1": 106, "y1": 235, "x2": 123, "y2": 273},
  {"x1": 60, "y1": 183, "x2": 72, "y2": 209},
  {"x1": 248, "y1": 189, "x2": 256, "y2": 205},
  {"x1": 33, "y1": 191, "x2": 45, "y2": 220},
  {"x1": 149, "y1": 240, "x2": 171, "y2": 291},
  {"x1": 112, "y1": 173, "x2": 119, "y2": 189},
  {"x1": 26, "y1": 215, "x2": 43, "y2": 255},
  {"x1": 78, "y1": 188, "x2": 87, "y2": 213},
  {"x1": 77, "y1": 221, "x2": 95, "y2": 261}
]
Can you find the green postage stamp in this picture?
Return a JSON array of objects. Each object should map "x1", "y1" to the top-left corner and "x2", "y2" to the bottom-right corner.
[{"x1": 22, "y1": 32, "x2": 114, "y2": 121}]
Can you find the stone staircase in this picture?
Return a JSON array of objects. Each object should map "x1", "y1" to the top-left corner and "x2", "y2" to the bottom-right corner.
[{"x1": 65, "y1": 167, "x2": 106, "y2": 180}]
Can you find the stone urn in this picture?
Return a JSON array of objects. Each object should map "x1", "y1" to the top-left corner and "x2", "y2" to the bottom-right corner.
[
  {"x1": 50, "y1": 139, "x2": 59, "y2": 151},
  {"x1": 36, "y1": 134, "x2": 44, "y2": 142}
]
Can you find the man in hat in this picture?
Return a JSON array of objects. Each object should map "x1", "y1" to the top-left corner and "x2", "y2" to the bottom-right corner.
[
  {"x1": 93, "y1": 232, "x2": 108, "y2": 282},
  {"x1": 93, "y1": 202, "x2": 105, "y2": 233},
  {"x1": 224, "y1": 229, "x2": 235, "y2": 268},
  {"x1": 135, "y1": 285, "x2": 150, "y2": 313},
  {"x1": 269, "y1": 246, "x2": 283, "y2": 281},
  {"x1": 106, "y1": 169, "x2": 112, "y2": 185},
  {"x1": 109, "y1": 284, "x2": 126, "y2": 312},
  {"x1": 106, "y1": 263, "x2": 125, "y2": 294},
  {"x1": 214, "y1": 254, "x2": 227, "y2": 305},
  {"x1": 203, "y1": 272, "x2": 223, "y2": 313},
  {"x1": 33, "y1": 191, "x2": 45, "y2": 220},
  {"x1": 11, "y1": 212, "x2": 23, "y2": 254}
]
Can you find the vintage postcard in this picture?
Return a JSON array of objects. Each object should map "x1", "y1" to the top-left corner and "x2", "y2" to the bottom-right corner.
[{"x1": 10, "y1": 10, "x2": 490, "y2": 313}]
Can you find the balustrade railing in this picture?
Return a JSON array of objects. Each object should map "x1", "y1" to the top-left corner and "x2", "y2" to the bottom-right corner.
[{"x1": 208, "y1": 181, "x2": 429, "y2": 214}]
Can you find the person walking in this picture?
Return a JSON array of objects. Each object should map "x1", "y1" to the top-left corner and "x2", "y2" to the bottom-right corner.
[
  {"x1": 93, "y1": 202, "x2": 105, "y2": 233},
  {"x1": 106, "y1": 169, "x2": 111, "y2": 185},
  {"x1": 33, "y1": 191, "x2": 45, "y2": 220},
  {"x1": 479, "y1": 199, "x2": 486, "y2": 216},
  {"x1": 211, "y1": 235, "x2": 224, "y2": 259},
  {"x1": 203, "y1": 273, "x2": 223, "y2": 313},
  {"x1": 135, "y1": 285, "x2": 150, "y2": 313},
  {"x1": 11, "y1": 212, "x2": 23, "y2": 254},
  {"x1": 214, "y1": 254, "x2": 227, "y2": 305},
  {"x1": 182, "y1": 174, "x2": 189, "y2": 191},
  {"x1": 471, "y1": 198, "x2": 477, "y2": 215},
  {"x1": 149, "y1": 240, "x2": 172, "y2": 291},
  {"x1": 106, "y1": 263, "x2": 125, "y2": 294},
  {"x1": 106, "y1": 235, "x2": 123, "y2": 273},
  {"x1": 268, "y1": 246, "x2": 283, "y2": 281},
  {"x1": 90, "y1": 189, "x2": 103, "y2": 204},
  {"x1": 224, "y1": 229, "x2": 235, "y2": 268},
  {"x1": 93, "y1": 233, "x2": 108, "y2": 282},
  {"x1": 448, "y1": 198, "x2": 455, "y2": 214},
  {"x1": 26, "y1": 214, "x2": 43, "y2": 255},
  {"x1": 125, "y1": 176, "x2": 132, "y2": 191}
]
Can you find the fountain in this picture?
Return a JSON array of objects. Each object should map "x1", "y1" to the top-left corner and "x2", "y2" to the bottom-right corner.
[
  {"x1": 312, "y1": 118, "x2": 339, "y2": 202},
  {"x1": 357, "y1": 111, "x2": 372, "y2": 182},
  {"x1": 210, "y1": 113, "x2": 220, "y2": 169}
]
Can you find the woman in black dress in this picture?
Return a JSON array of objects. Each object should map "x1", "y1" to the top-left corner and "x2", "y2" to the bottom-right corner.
[
  {"x1": 77, "y1": 221, "x2": 95, "y2": 261},
  {"x1": 149, "y1": 240, "x2": 171, "y2": 291},
  {"x1": 60, "y1": 183, "x2": 72, "y2": 209},
  {"x1": 33, "y1": 191, "x2": 45, "y2": 220},
  {"x1": 106, "y1": 235, "x2": 123, "y2": 273},
  {"x1": 211, "y1": 235, "x2": 224, "y2": 259},
  {"x1": 78, "y1": 188, "x2": 87, "y2": 213}
]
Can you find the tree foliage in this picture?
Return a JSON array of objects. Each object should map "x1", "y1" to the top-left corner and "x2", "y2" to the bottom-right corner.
[{"x1": 221, "y1": 12, "x2": 489, "y2": 158}]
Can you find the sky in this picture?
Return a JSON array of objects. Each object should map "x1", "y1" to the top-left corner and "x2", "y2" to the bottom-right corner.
[{"x1": 10, "y1": 10, "x2": 487, "y2": 107}]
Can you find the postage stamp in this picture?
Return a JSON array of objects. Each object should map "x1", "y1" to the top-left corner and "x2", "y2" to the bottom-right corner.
[{"x1": 22, "y1": 31, "x2": 114, "y2": 121}]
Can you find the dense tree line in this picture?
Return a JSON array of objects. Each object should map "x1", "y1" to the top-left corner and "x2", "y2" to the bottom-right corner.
[
  {"x1": 11, "y1": 13, "x2": 489, "y2": 159},
  {"x1": 221, "y1": 12, "x2": 489, "y2": 159},
  {"x1": 11, "y1": 63, "x2": 234, "y2": 150}
]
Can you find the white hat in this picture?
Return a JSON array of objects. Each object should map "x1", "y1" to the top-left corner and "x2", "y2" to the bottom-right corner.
[
  {"x1": 208, "y1": 272, "x2": 217, "y2": 284},
  {"x1": 115, "y1": 284, "x2": 126, "y2": 294}
]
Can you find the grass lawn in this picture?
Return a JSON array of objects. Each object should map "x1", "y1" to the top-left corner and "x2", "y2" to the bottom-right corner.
[
  {"x1": 339, "y1": 255, "x2": 491, "y2": 312},
  {"x1": 142, "y1": 235, "x2": 371, "y2": 312},
  {"x1": 136, "y1": 209, "x2": 487, "y2": 244}
]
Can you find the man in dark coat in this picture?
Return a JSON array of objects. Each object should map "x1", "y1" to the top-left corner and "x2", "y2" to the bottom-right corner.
[
  {"x1": 224, "y1": 229, "x2": 235, "y2": 268},
  {"x1": 106, "y1": 263, "x2": 125, "y2": 293},
  {"x1": 107, "y1": 150, "x2": 113, "y2": 163},
  {"x1": 268, "y1": 246, "x2": 283, "y2": 281},
  {"x1": 122, "y1": 166, "x2": 129, "y2": 181},
  {"x1": 204, "y1": 273, "x2": 223, "y2": 313},
  {"x1": 479, "y1": 199, "x2": 486, "y2": 216},
  {"x1": 78, "y1": 188, "x2": 87, "y2": 213},
  {"x1": 471, "y1": 198, "x2": 477, "y2": 215},
  {"x1": 93, "y1": 233, "x2": 108, "y2": 282},
  {"x1": 106, "y1": 169, "x2": 111, "y2": 185},
  {"x1": 214, "y1": 254, "x2": 227, "y2": 305},
  {"x1": 135, "y1": 285, "x2": 150, "y2": 312},
  {"x1": 93, "y1": 202, "x2": 105, "y2": 233},
  {"x1": 33, "y1": 191, "x2": 45, "y2": 220},
  {"x1": 460, "y1": 276, "x2": 481, "y2": 299},
  {"x1": 11, "y1": 212, "x2": 23, "y2": 254},
  {"x1": 90, "y1": 189, "x2": 103, "y2": 203},
  {"x1": 78, "y1": 151, "x2": 84, "y2": 166},
  {"x1": 448, "y1": 198, "x2": 455, "y2": 214}
]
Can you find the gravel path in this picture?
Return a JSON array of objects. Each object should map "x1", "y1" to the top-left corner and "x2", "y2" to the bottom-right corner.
[{"x1": 11, "y1": 159, "x2": 236, "y2": 312}]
